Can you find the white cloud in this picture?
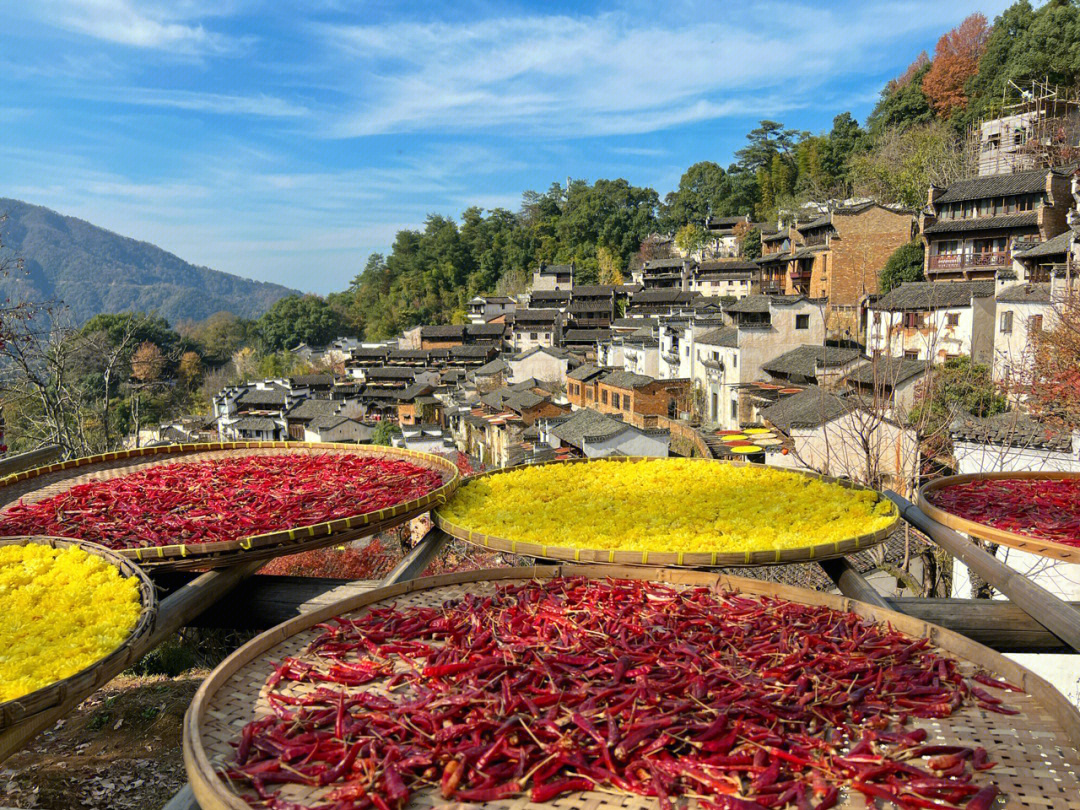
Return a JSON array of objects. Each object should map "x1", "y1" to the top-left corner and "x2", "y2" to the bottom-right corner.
[
  {"x1": 80, "y1": 87, "x2": 310, "y2": 117},
  {"x1": 31, "y1": 0, "x2": 244, "y2": 55},
  {"x1": 315, "y1": 2, "x2": 1002, "y2": 138}
]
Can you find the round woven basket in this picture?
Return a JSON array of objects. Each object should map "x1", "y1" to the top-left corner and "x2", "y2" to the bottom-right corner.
[
  {"x1": 433, "y1": 457, "x2": 898, "y2": 566},
  {"x1": 919, "y1": 471, "x2": 1080, "y2": 564},
  {"x1": 184, "y1": 565, "x2": 1080, "y2": 810},
  {"x1": 0, "y1": 536, "x2": 157, "y2": 733},
  {"x1": 0, "y1": 442, "x2": 460, "y2": 571}
]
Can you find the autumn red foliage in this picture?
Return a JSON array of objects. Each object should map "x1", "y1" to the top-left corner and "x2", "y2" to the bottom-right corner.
[
  {"x1": 922, "y1": 14, "x2": 991, "y2": 117},
  {"x1": 885, "y1": 51, "x2": 930, "y2": 94}
]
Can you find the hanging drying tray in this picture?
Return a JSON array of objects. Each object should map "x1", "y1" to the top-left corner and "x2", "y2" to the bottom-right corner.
[
  {"x1": 0, "y1": 536, "x2": 157, "y2": 742},
  {"x1": 0, "y1": 442, "x2": 459, "y2": 571},
  {"x1": 433, "y1": 457, "x2": 897, "y2": 566},
  {"x1": 919, "y1": 471, "x2": 1080, "y2": 564},
  {"x1": 184, "y1": 565, "x2": 1080, "y2": 810}
]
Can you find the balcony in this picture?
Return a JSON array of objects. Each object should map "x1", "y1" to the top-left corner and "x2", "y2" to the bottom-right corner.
[{"x1": 928, "y1": 251, "x2": 1010, "y2": 270}]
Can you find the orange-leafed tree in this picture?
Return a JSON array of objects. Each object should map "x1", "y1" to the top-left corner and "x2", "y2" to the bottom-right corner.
[
  {"x1": 1026, "y1": 289, "x2": 1080, "y2": 429},
  {"x1": 922, "y1": 14, "x2": 991, "y2": 118},
  {"x1": 886, "y1": 51, "x2": 930, "y2": 94}
]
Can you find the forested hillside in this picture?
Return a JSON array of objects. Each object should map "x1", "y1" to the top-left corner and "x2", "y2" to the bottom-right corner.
[
  {"x1": 329, "y1": 0, "x2": 1080, "y2": 340},
  {"x1": 0, "y1": 199, "x2": 299, "y2": 324}
]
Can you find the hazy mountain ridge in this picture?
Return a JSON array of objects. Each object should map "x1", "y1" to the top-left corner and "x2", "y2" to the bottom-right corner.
[{"x1": 0, "y1": 198, "x2": 300, "y2": 324}]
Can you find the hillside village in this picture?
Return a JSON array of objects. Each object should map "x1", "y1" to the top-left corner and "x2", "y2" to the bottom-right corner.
[{"x1": 159, "y1": 125, "x2": 1080, "y2": 498}]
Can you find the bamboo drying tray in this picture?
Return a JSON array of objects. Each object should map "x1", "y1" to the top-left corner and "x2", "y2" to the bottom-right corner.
[
  {"x1": 919, "y1": 471, "x2": 1080, "y2": 564},
  {"x1": 184, "y1": 565, "x2": 1080, "y2": 810},
  {"x1": 0, "y1": 442, "x2": 459, "y2": 571},
  {"x1": 0, "y1": 536, "x2": 157, "y2": 734},
  {"x1": 433, "y1": 457, "x2": 897, "y2": 566}
]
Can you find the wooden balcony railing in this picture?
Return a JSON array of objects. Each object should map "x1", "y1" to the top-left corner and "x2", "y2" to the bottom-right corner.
[{"x1": 928, "y1": 251, "x2": 1010, "y2": 270}]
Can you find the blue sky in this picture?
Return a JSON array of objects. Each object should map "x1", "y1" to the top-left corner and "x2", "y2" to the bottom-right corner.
[{"x1": 1, "y1": 0, "x2": 1010, "y2": 296}]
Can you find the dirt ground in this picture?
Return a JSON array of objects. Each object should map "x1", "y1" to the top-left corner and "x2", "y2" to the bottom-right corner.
[{"x1": 1, "y1": 673, "x2": 205, "y2": 810}]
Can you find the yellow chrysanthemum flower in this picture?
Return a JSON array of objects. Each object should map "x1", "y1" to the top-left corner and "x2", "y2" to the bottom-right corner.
[
  {"x1": 0, "y1": 544, "x2": 142, "y2": 702},
  {"x1": 437, "y1": 459, "x2": 895, "y2": 555}
]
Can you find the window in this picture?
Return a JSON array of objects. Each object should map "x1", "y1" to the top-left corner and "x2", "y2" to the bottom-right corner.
[
  {"x1": 1029, "y1": 314, "x2": 1044, "y2": 333},
  {"x1": 601, "y1": 390, "x2": 608, "y2": 404},
  {"x1": 904, "y1": 350, "x2": 920, "y2": 360},
  {"x1": 586, "y1": 387, "x2": 593, "y2": 400},
  {"x1": 611, "y1": 393, "x2": 620, "y2": 409},
  {"x1": 1000, "y1": 311, "x2": 1013, "y2": 334},
  {"x1": 946, "y1": 313, "x2": 960, "y2": 327},
  {"x1": 731, "y1": 400, "x2": 738, "y2": 420},
  {"x1": 733, "y1": 355, "x2": 737, "y2": 368},
  {"x1": 873, "y1": 311, "x2": 882, "y2": 325},
  {"x1": 903, "y1": 312, "x2": 925, "y2": 329},
  {"x1": 710, "y1": 392, "x2": 718, "y2": 421},
  {"x1": 795, "y1": 314, "x2": 810, "y2": 330},
  {"x1": 529, "y1": 332, "x2": 538, "y2": 340}
]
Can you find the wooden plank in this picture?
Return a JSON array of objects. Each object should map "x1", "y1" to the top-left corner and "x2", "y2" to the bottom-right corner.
[
  {"x1": 818, "y1": 557, "x2": 891, "y2": 608},
  {"x1": 0, "y1": 558, "x2": 265, "y2": 763},
  {"x1": 161, "y1": 784, "x2": 199, "y2": 810},
  {"x1": 890, "y1": 598, "x2": 1078, "y2": 653},
  {"x1": 886, "y1": 490, "x2": 1080, "y2": 655},
  {"x1": 0, "y1": 445, "x2": 62, "y2": 477},
  {"x1": 381, "y1": 528, "x2": 448, "y2": 585}
]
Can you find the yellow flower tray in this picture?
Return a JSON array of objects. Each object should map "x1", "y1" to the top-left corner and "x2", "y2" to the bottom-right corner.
[
  {"x1": 434, "y1": 457, "x2": 898, "y2": 567},
  {"x1": 0, "y1": 537, "x2": 157, "y2": 737}
]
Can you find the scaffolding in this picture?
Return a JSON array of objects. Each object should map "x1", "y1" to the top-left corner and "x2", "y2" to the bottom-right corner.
[{"x1": 966, "y1": 79, "x2": 1080, "y2": 176}]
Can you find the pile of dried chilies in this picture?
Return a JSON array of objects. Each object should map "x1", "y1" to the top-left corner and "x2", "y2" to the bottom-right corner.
[
  {"x1": 926, "y1": 477, "x2": 1080, "y2": 546},
  {"x1": 0, "y1": 453, "x2": 445, "y2": 548},
  {"x1": 227, "y1": 577, "x2": 1010, "y2": 810}
]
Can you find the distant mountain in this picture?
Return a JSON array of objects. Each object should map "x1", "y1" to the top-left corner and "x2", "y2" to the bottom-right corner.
[{"x1": 0, "y1": 199, "x2": 300, "y2": 324}]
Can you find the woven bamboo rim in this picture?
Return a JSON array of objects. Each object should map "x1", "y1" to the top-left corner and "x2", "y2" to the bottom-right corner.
[
  {"x1": 0, "y1": 442, "x2": 460, "y2": 571},
  {"x1": 184, "y1": 565, "x2": 1080, "y2": 810},
  {"x1": 433, "y1": 457, "x2": 898, "y2": 567},
  {"x1": 919, "y1": 471, "x2": 1080, "y2": 564},
  {"x1": 0, "y1": 536, "x2": 157, "y2": 732}
]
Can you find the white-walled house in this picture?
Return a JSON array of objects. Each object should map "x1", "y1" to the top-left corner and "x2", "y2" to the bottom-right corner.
[
  {"x1": 947, "y1": 412, "x2": 1080, "y2": 704},
  {"x1": 509, "y1": 309, "x2": 561, "y2": 351},
  {"x1": 538, "y1": 408, "x2": 670, "y2": 458},
  {"x1": 507, "y1": 346, "x2": 570, "y2": 385},
  {"x1": 760, "y1": 386, "x2": 919, "y2": 496},
  {"x1": 992, "y1": 282, "x2": 1053, "y2": 385},
  {"x1": 303, "y1": 416, "x2": 374, "y2": 444},
  {"x1": 866, "y1": 281, "x2": 996, "y2": 365},
  {"x1": 467, "y1": 295, "x2": 516, "y2": 324}
]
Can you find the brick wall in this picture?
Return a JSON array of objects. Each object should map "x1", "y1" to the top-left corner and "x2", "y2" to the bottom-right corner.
[
  {"x1": 596, "y1": 380, "x2": 691, "y2": 418},
  {"x1": 827, "y1": 207, "x2": 913, "y2": 308}
]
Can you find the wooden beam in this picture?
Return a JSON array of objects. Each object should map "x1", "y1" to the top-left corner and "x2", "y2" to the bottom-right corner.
[
  {"x1": 0, "y1": 445, "x2": 62, "y2": 478},
  {"x1": 381, "y1": 528, "x2": 449, "y2": 585},
  {"x1": 818, "y1": 558, "x2": 891, "y2": 608},
  {"x1": 886, "y1": 490, "x2": 1080, "y2": 654}
]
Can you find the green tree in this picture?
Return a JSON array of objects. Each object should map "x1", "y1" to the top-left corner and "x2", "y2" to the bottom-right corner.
[
  {"x1": 879, "y1": 239, "x2": 926, "y2": 293},
  {"x1": 740, "y1": 228, "x2": 762, "y2": 260},
  {"x1": 371, "y1": 421, "x2": 401, "y2": 446},
  {"x1": 851, "y1": 121, "x2": 969, "y2": 208},
  {"x1": 661, "y1": 162, "x2": 730, "y2": 228},
  {"x1": 674, "y1": 223, "x2": 707, "y2": 257},
  {"x1": 257, "y1": 295, "x2": 347, "y2": 352},
  {"x1": 867, "y1": 63, "x2": 934, "y2": 134},
  {"x1": 596, "y1": 246, "x2": 625, "y2": 285}
]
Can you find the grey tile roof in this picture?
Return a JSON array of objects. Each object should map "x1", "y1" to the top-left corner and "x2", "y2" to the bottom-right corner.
[
  {"x1": 869, "y1": 281, "x2": 995, "y2": 310},
  {"x1": 996, "y1": 282, "x2": 1052, "y2": 304},
  {"x1": 549, "y1": 408, "x2": 628, "y2": 448},
  {"x1": 612, "y1": 317, "x2": 657, "y2": 328},
  {"x1": 845, "y1": 356, "x2": 926, "y2": 387},
  {"x1": 760, "y1": 386, "x2": 853, "y2": 431},
  {"x1": 237, "y1": 388, "x2": 288, "y2": 407},
  {"x1": 513, "y1": 308, "x2": 560, "y2": 323},
  {"x1": 791, "y1": 244, "x2": 828, "y2": 259},
  {"x1": 725, "y1": 295, "x2": 773, "y2": 313},
  {"x1": 350, "y1": 347, "x2": 391, "y2": 359},
  {"x1": 481, "y1": 387, "x2": 547, "y2": 413},
  {"x1": 934, "y1": 167, "x2": 1051, "y2": 204},
  {"x1": 949, "y1": 410, "x2": 1074, "y2": 453},
  {"x1": 762, "y1": 345, "x2": 862, "y2": 378},
  {"x1": 698, "y1": 327, "x2": 739, "y2": 348},
  {"x1": 420, "y1": 324, "x2": 467, "y2": 338},
  {"x1": 923, "y1": 212, "x2": 1039, "y2": 234},
  {"x1": 563, "y1": 329, "x2": 612, "y2": 342},
  {"x1": 571, "y1": 285, "x2": 620, "y2": 296},
  {"x1": 601, "y1": 370, "x2": 654, "y2": 389},
  {"x1": 284, "y1": 398, "x2": 338, "y2": 421},
  {"x1": 567, "y1": 363, "x2": 607, "y2": 382},
  {"x1": 290, "y1": 374, "x2": 335, "y2": 387},
  {"x1": 1015, "y1": 230, "x2": 1071, "y2": 258},
  {"x1": 473, "y1": 358, "x2": 509, "y2": 376},
  {"x1": 643, "y1": 257, "x2": 691, "y2": 269},
  {"x1": 631, "y1": 289, "x2": 700, "y2": 304},
  {"x1": 797, "y1": 214, "x2": 831, "y2": 231},
  {"x1": 365, "y1": 366, "x2": 419, "y2": 379},
  {"x1": 397, "y1": 383, "x2": 436, "y2": 402},
  {"x1": 466, "y1": 323, "x2": 508, "y2": 336},
  {"x1": 698, "y1": 260, "x2": 758, "y2": 273},
  {"x1": 449, "y1": 345, "x2": 497, "y2": 358},
  {"x1": 529, "y1": 290, "x2": 573, "y2": 301},
  {"x1": 512, "y1": 346, "x2": 571, "y2": 361},
  {"x1": 230, "y1": 416, "x2": 280, "y2": 431}
]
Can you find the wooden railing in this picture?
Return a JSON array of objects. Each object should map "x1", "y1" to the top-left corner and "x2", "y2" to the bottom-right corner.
[{"x1": 928, "y1": 251, "x2": 1010, "y2": 270}]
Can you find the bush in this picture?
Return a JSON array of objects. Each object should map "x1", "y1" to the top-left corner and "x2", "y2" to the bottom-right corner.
[{"x1": 128, "y1": 637, "x2": 196, "y2": 677}]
